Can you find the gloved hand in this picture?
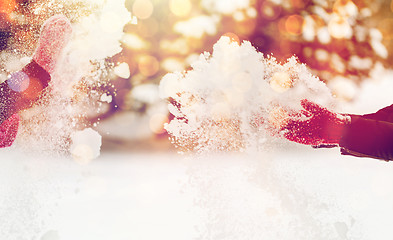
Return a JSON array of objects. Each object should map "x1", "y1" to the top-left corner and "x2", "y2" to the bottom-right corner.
[
  {"x1": 281, "y1": 99, "x2": 350, "y2": 147},
  {"x1": 33, "y1": 14, "x2": 72, "y2": 74},
  {"x1": 0, "y1": 15, "x2": 72, "y2": 148},
  {"x1": 0, "y1": 114, "x2": 19, "y2": 148}
]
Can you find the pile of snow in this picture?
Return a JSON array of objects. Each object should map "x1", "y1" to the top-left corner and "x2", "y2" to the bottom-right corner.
[{"x1": 160, "y1": 37, "x2": 334, "y2": 153}]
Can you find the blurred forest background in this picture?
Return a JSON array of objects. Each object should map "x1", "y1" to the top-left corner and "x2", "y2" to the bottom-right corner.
[{"x1": 0, "y1": 0, "x2": 392, "y2": 151}]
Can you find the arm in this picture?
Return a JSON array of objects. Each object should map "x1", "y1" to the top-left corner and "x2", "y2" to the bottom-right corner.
[
  {"x1": 358, "y1": 104, "x2": 393, "y2": 122},
  {"x1": 339, "y1": 107, "x2": 393, "y2": 161},
  {"x1": 281, "y1": 100, "x2": 393, "y2": 161}
]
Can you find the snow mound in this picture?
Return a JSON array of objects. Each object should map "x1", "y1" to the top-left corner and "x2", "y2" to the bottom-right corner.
[{"x1": 160, "y1": 37, "x2": 334, "y2": 153}]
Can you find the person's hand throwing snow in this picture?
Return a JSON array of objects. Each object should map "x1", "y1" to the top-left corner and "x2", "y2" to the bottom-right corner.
[
  {"x1": 0, "y1": 15, "x2": 72, "y2": 148},
  {"x1": 277, "y1": 99, "x2": 393, "y2": 161}
]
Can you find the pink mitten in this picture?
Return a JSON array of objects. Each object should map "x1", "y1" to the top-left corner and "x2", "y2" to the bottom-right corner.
[
  {"x1": 282, "y1": 99, "x2": 350, "y2": 146},
  {"x1": 0, "y1": 15, "x2": 72, "y2": 148},
  {"x1": 0, "y1": 114, "x2": 19, "y2": 148},
  {"x1": 33, "y1": 14, "x2": 72, "y2": 74}
]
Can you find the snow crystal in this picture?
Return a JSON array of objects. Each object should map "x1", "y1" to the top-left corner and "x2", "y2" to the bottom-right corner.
[{"x1": 160, "y1": 37, "x2": 334, "y2": 153}]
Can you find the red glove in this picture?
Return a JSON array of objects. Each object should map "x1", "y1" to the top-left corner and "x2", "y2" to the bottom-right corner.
[
  {"x1": 282, "y1": 99, "x2": 350, "y2": 146},
  {"x1": 0, "y1": 114, "x2": 19, "y2": 148}
]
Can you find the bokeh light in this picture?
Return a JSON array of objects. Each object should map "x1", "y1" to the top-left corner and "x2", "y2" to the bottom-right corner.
[
  {"x1": 132, "y1": 0, "x2": 154, "y2": 20},
  {"x1": 7, "y1": 71, "x2": 29, "y2": 92},
  {"x1": 285, "y1": 15, "x2": 304, "y2": 36},
  {"x1": 149, "y1": 113, "x2": 168, "y2": 134},
  {"x1": 169, "y1": 0, "x2": 192, "y2": 17},
  {"x1": 0, "y1": 0, "x2": 16, "y2": 14},
  {"x1": 138, "y1": 55, "x2": 159, "y2": 77}
]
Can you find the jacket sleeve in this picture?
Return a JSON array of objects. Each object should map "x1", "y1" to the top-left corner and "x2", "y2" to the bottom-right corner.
[
  {"x1": 0, "y1": 60, "x2": 51, "y2": 125},
  {"x1": 339, "y1": 104, "x2": 393, "y2": 161}
]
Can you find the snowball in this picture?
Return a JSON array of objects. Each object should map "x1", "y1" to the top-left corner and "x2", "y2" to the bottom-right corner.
[
  {"x1": 100, "y1": 93, "x2": 112, "y2": 103},
  {"x1": 70, "y1": 128, "x2": 102, "y2": 164},
  {"x1": 159, "y1": 37, "x2": 334, "y2": 153},
  {"x1": 114, "y1": 62, "x2": 131, "y2": 79}
]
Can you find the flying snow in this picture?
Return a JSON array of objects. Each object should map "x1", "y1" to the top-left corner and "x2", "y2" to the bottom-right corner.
[
  {"x1": 14, "y1": 0, "x2": 131, "y2": 157},
  {"x1": 160, "y1": 37, "x2": 335, "y2": 153}
]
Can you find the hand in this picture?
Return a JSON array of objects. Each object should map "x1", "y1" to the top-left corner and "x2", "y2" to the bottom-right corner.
[
  {"x1": 0, "y1": 114, "x2": 19, "y2": 148},
  {"x1": 33, "y1": 14, "x2": 72, "y2": 74},
  {"x1": 281, "y1": 99, "x2": 350, "y2": 146}
]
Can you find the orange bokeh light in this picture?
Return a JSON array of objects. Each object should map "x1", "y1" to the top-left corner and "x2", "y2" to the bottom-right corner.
[
  {"x1": 285, "y1": 15, "x2": 304, "y2": 36},
  {"x1": 260, "y1": 1, "x2": 281, "y2": 20},
  {"x1": 138, "y1": 55, "x2": 159, "y2": 77},
  {"x1": 391, "y1": 0, "x2": 393, "y2": 12},
  {"x1": 23, "y1": 77, "x2": 44, "y2": 100},
  {"x1": 0, "y1": 0, "x2": 16, "y2": 14},
  {"x1": 132, "y1": 0, "x2": 154, "y2": 20}
]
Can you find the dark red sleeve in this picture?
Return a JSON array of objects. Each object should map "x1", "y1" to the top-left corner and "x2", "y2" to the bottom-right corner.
[
  {"x1": 339, "y1": 105, "x2": 393, "y2": 161},
  {"x1": 0, "y1": 60, "x2": 50, "y2": 125}
]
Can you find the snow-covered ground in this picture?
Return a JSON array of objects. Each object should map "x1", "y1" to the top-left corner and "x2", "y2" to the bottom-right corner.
[{"x1": 2, "y1": 145, "x2": 393, "y2": 240}]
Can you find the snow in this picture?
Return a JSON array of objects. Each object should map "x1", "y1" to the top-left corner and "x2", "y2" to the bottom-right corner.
[
  {"x1": 100, "y1": 93, "x2": 112, "y2": 103},
  {"x1": 2, "y1": 147, "x2": 393, "y2": 240},
  {"x1": 70, "y1": 128, "x2": 102, "y2": 163},
  {"x1": 113, "y1": 62, "x2": 131, "y2": 79},
  {"x1": 6, "y1": 0, "x2": 131, "y2": 157},
  {"x1": 160, "y1": 37, "x2": 334, "y2": 153}
]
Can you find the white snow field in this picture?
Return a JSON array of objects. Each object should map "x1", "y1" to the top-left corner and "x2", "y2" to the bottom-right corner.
[{"x1": 2, "y1": 145, "x2": 393, "y2": 240}]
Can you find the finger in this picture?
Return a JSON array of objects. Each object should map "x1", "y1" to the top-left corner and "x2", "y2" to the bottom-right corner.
[
  {"x1": 33, "y1": 15, "x2": 73, "y2": 74},
  {"x1": 301, "y1": 99, "x2": 321, "y2": 114},
  {"x1": 301, "y1": 99, "x2": 333, "y2": 117}
]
